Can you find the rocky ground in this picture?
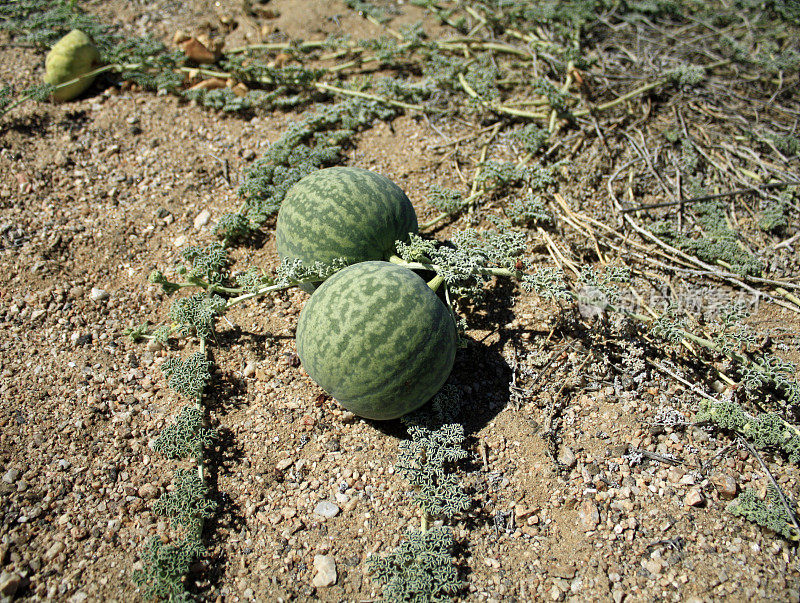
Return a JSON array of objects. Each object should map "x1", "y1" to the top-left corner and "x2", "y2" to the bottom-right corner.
[{"x1": 1, "y1": 1, "x2": 799, "y2": 602}]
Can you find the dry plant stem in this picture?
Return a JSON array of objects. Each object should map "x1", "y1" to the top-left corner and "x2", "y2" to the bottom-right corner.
[
  {"x1": 571, "y1": 79, "x2": 666, "y2": 118},
  {"x1": 645, "y1": 358, "x2": 718, "y2": 403},
  {"x1": 619, "y1": 180, "x2": 800, "y2": 214},
  {"x1": 314, "y1": 82, "x2": 435, "y2": 113},
  {"x1": 1, "y1": 63, "x2": 132, "y2": 116},
  {"x1": 611, "y1": 190, "x2": 798, "y2": 312},
  {"x1": 739, "y1": 436, "x2": 800, "y2": 540},
  {"x1": 457, "y1": 72, "x2": 548, "y2": 120},
  {"x1": 537, "y1": 227, "x2": 580, "y2": 276}
]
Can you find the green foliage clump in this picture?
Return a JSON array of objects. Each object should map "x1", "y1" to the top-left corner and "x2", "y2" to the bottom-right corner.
[
  {"x1": 161, "y1": 352, "x2": 212, "y2": 399},
  {"x1": 368, "y1": 526, "x2": 461, "y2": 603},
  {"x1": 521, "y1": 267, "x2": 571, "y2": 299},
  {"x1": 274, "y1": 256, "x2": 350, "y2": 287},
  {"x1": 695, "y1": 399, "x2": 800, "y2": 463},
  {"x1": 771, "y1": 135, "x2": 800, "y2": 156},
  {"x1": 758, "y1": 196, "x2": 791, "y2": 235},
  {"x1": 396, "y1": 228, "x2": 527, "y2": 300},
  {"x1": 133, "y1": 537, "x2": 206, "y2": 602},
  {"x1": 233, "y1": 267, "x2": 274, "y2": 293},
  {"x1": 397, "y1": 423, "x2": 471, "y2": 519},
  {"x1": 475, "y1": 160, "x2": 528, "y2": 191},
  {"x1": 422, "y1": 54, "x2": 467, "y2": 91},
  {"x1": 532, "y1": 78, "x2": 569, "y2": 113},
  {"x1": 664, "y1": 65, "x2": 705, "y2": 86},
  {"x1": 464, "y1": 54, "x2": 500, "y2": 100},
  {"x1": 728, "y1": 486, "x2": 799, "y2": 540},
  {"x1": 511, "y1": 124, "x2": 549, "y2": 155},
  {"x1": 153, "y1": 469, "x2": 217, "y2": 533},
  {"x1": 426, "y1": 186, "x2": 465, "y2": 214},
  {"x1": 169, "y1": 293, "x2": 226, "y2": 339},
  {"x1": 0, "y1": 0, "x2": 115, "y2": 50},
  {"x1": 649, "y1": 304, "x2": 687, "y2": 344},
  {"x1": 650, "y1": 201, "x2": 763, "y2": 276},
  {"x1": 154, "y1": 405, "x2": 216, "y2": 459},
  {"x1": 181, "y1": 242, "x2": 228, "y2": 285},
  {"x1": 505, "y1": 192, "x2": 553, "y2": 226},
  {"x1": 739, "y1": 354, "x2": 800, "y2": 408}
]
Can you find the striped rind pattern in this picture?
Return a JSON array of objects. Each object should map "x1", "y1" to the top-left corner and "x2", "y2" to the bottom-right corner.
[
  {"x1": 276, "y1": 167, "x2": 419, "y2": 269},
  {"x1": 296, "y1": 261, "x2": 457, "y2": 420}
]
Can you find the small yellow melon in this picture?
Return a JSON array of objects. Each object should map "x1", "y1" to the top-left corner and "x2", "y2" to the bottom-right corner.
[{"x1": 44, "y1": 30, "x2": 101, "y2": 102}]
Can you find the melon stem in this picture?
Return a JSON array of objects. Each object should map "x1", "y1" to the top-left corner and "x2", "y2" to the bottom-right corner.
[{"x1": 427, "y1": 274, "x2": 445, "y2": 292}]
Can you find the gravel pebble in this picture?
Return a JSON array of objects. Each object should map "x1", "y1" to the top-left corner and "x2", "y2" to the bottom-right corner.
[
  {"x1": 89, "y1": 288, "x2": 109, "y2": 302},
  {"x1": 194, "y1": 209, "x2": 211, "y2": 229},
  {"x1": 2, "y1": 469, "x2": 19, "y2": 484},
  {"x1": 314, "y1": 501, "x2": 340, "y2": 518},
  {"x1": 685, "y1": 487, "x2": 705, "y2": 507},
  {"x1": 312, "y1": 554, "x2": 337, "y2": 588},
  {"x1": 0, "y1": 572, "x2": 21, "y2": 597}
]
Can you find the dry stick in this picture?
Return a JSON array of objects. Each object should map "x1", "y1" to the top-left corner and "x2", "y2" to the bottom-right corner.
[
  {"x1": 620, "y1": 181, "x2": 800, "y2": 214},
  {"x1": 537, "y1": 227, "x2": 580, "y2": 276},
  {"x1": 420, "y1": 150, "x2": 535, "y2": 231},
  {"x1": 571, "y1": 79, "x2": 666, "y2": 118},
  {"x1": 608, "y1": 183, "x2": 798, "y2": 312},
  {"x1": 646, "y1": 358, "x2": 718, "y2": 403},
  {"x1": 739, "y1": 436, "x2": 800, "y2": 540},
  {"x1": 622, "y1": 130, "x2": 676, "y2": 202},
  {"x1": 554, "y1": 193, "x2": 800, "y2": 294},
  {"x1": 313, "y1": 82, "x2": 435, "y2": 113}
]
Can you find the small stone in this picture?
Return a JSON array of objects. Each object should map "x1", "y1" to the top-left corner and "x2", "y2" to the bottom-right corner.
[
  {"x1": 547, "y1": 564, "x2": 575, "y2": 579},
  {"x1": 138, "y1": 484, "x2": 158, "y2": 499},
  {"x1": 89, "y1": 288, "x2": 109, "y2": 302},
  {"x1": 173, "y1": 30, "x2": 190, "y2": 45},
  {"x1": 0, "y1": 572, "x2": 21, "y2": 597},
  {"x1": 341, "y1": 411, "x2": 356, "y2": 424},
  {"x1": 44, "y1": 541, "x2": 65, "y2": 562},
  {"x1": 70, "y1": 526, "x2": 89, "y2": 541},
  {"x1": 578, "y1": 499, "x2": 599, "y2": 530},
  {"x1": 194, "y1": 209, "x2": 211, "y2": 230},
  {"x1": 30, "y1": 309, "x2": 46, "y2": 321},
  {"x1": 642, "y1": 559, "x2": 662, "y2": 575},
  {"x1": 2, "y1": 469, "x2": 20, "y2": 484},
  {"x1": 711, "y1": 473, "x2": 737, "y2": 500},
  {"x1": 313, "y1": 501, "x2": 340, "y2": 518},
  {"x1": 557, "y1": 446, "x2": 576, "y2": 468},
  {"x1": 146, "y1": 339, "x2": 164, "y2": 352},
  {"x1": 335, "y1": 492, "x2": 350, "y2": 504},
  {"x1": 685, "y1": 487, "x2": 705, "y2": 507},
  {"x1": 549, "y1": 584, "x2": 564, "y2": 601},
  {"x1": 242, "y1": 149, "x2": 256, "y2": 161},
  {"x1": 312, "y1": 554, "x2": 337, "y2": 588},
  {"x1": 276, "y1": 458, "x2": 294, "y2": 472},
  {"x1": 243, "y1": 361, "x2": 256, "y2": 378},
  {"x1": 180, "y1": 38, "x2": 217, "y2": 64},
  {"x1": 173, "y1": 235, "x2": 188, "y2": 247}
]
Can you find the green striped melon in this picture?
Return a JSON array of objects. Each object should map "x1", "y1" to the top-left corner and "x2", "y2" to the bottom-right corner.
[
  {"x1": 276, "y1": 167, "x2": 418, "y2": 285},
  {"x1": 296, "y1": 261, "x2": 457, "y2": 420}
]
